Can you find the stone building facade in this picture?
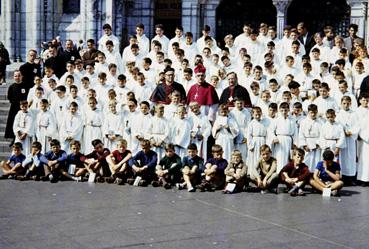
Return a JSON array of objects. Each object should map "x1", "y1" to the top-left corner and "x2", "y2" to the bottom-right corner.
[{"x1": 0, "y1": 0, "x2": 368, "y2": 61}]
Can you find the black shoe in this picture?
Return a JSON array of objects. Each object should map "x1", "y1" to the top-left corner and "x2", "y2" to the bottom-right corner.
[
  {"x1": 138, "y1": 180, "x2": 147, "y2": 187},
  {"x1": 105, "y1": 176, "x2": 115, "y2": 184},
  {"x1": 164, "y1": 183, "x2": 172, "y2": 189},
  {"x1": 0, "y1": 175, "x2": 9, "y2": 180},
  {"x1": 96, "y1": 176, "x2": 105, "y2": 183},
  {"x1": 152, "y1": 180, "x2": 160, "y2": 187},
  {"x1": 49, "y1": 174, "x2": 58, "y2": 183},
  {"x1": 127, "y1": 178, "x2": 135, "y2": 185},
  {"x1": 114, "y1": 178, "x2": 124, "y2": 185}
]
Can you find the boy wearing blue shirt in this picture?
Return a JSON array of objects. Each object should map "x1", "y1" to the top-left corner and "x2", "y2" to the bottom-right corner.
[
  {"x1": 310, "y1": 150, "x2": 344, "y2": 196},
  {"x1": 199, "y1": 144, "x2": 228, "y2": 191},
  {"x1": 43, "y1": 139, "x2": 67, "y2": 183},
  {"x1": 17, "y1": 141, "x2": 46, "y2": 181},
  {"x1": 177, "y1": 143, "x2": 204, "y2": 192},
  {"x1": 0, "y1": 142, "x2": 26, "y2": 179}
]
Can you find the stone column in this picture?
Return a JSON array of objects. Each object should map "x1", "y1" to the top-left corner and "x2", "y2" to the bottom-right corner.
[
  {"x1": 80, "y1": 0, "x2": 96, "y2": 42},
  {"x1": 272, "y1": 0, "x2": 291, "y2": 39},
  {"x1": 25, "y1": 0, "x2": 42, "y2": 57},
  {"x1": 105, "y1": 0, "x2": 114, "y2": 28},
  {"x1": 203, "y1": 2, "x2": 218, "y2": 39},
  {"x1": 182, "y1": 0, "x2": 200, "y2": 39},
  {"x1": 2, "y1": 0, "x2": 15, "y2": 60},
  {"x1": 348, "y1": 0, "x2": 367, "y2": 38}
]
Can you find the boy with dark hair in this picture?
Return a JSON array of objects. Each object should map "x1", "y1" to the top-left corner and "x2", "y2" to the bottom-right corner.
[
  {"x1": 129, "y1": 139, "x2": 158, "y2": 186},
  {"x1": 43, "y1": 139, "x2": 68, "y2": 183},
  {"x1": 18, "y1": 141, "x2": 46, "y2": 181},
  {"x1": 279, "y1": 148, "x2": 310, "y2": 196},
  {"x1": 0, "y1": 142, "x2": 26, "y2": 179},
  {"x1": 85, "y1": 139, "x2": 111, "y2": 182},
  {"x1": 153, "y1": 143, "x2": 182, "y2": 189},
  {"x1": 310, "y1": 150, "x2": 344, "y2": 196},
  {"x1": 66, "y1": 140, "x2": 87, "y2": 179},
  {"x1": 199, "y1": 144, "x2": 228, "y2": 191},
  {"x1": 177, "y1": 143, "x2": 204, "y2": 192}
]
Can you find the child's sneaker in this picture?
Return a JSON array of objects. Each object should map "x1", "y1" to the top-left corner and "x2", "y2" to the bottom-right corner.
[{"x1": 187, "y1": 186, "x2": 195, "y2": 192}]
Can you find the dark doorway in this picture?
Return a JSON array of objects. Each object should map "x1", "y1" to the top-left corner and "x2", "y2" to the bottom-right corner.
[
  {"x1": 287, "y1": 0, "x2": 351, "y2": 36},
  {"x1": 154, "y1": 0, "x2": 182, "y2": 39},
  {"x1": 216, "y1": 0, "x2": 276, "y2": 44}
]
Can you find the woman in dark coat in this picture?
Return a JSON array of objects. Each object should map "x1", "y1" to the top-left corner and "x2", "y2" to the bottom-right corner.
[{"x1": 5, "y1": 71, "x2": 28, "y2": 142}]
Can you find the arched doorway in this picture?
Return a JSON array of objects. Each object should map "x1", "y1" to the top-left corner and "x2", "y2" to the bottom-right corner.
[
  {"x1": 154, "y1": 0, "x2": 182, "y2": 37},
  {"x1": 216, "y1": 0, "x2": 276, "y2": 43},
  {"x1": 287, "y1": 0, "x2": 350, "y2": 36}
]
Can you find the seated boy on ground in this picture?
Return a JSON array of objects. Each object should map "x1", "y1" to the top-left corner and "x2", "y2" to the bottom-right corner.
[
  {"x1": 279, "y1": 148, "x2": 310, "y2": 196},
  {"x1": 17, "y1": 141, "x2": 46, "y2": 181},
  {"x1": 310, "y1": 149, "x2": 344, "y2": 196},
  {"x1": 199, "y1": 144, "x2": 228, "y2": 192},
  {"x1": 106, "y1": 138, "x2": 132, "y2": 185},
  {"x1": 85, "y1": 139, "x2": 111, "y2": 183},
  {"x1": 177, "y1": 143, "x2": 204, "y2": 192},
  {"x1": 153, "y1": 143, "x2": 182, "y2": 189},
  {"x1": 223, "y1": 150, "x2": 247, "y2": 194},
  {"x1": 128, "y1": 139, "x2": 158, "y2": 186},
  {"x1": 0, "y1": 142, "x2": 26, "y2": 179},
  {"x1": 250, "y1": 144, "x2": 279, "y2": 194}
]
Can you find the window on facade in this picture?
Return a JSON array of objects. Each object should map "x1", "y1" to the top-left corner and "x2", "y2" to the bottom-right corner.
[{"x1": 63, "y1": 0, "x2": 80, "y2": 14}]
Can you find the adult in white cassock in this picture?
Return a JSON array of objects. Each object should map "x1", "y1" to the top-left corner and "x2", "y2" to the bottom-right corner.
[
  {"x1": 36, "y1": 100, "x2": 56, "y2": 153},
  {"x1": 98, "y1": 23, "x2": 120, "y2": 54},
  {"x1": 268, "y1": 103, "x2": 298, "y2": 173},
  {"x1": 151, "y1": 24, "x2": 170, "y2": 54},
  {"x1": 59, "y1": 102, "x2": 83, "y2": 154},
  {"x1": 188, "y1": 102, "x2": 212, "y2": 161},
  {"x1": 298, "y1": 104, "x2": 322, "y2": 172},
  {"x1": 135, "y1": 23, "x2": 150, "y2": 56}
]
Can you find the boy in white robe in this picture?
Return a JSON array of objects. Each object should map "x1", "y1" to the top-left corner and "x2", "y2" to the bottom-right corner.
[
  {"x1": 59, "y1": 102, "x2": 83, "y2": 154},
  {"x1": 299, "y1": 104, "x2": 322, "y2": 172},
  {"x1": 114, "y1": 74, "x2": 131, "y2": 107},
  {"x1": 319, "y1": 109, "x2": 346, "y2": 162},
  {"x1": 102, "y1": 100, "x2": 124, "y2": 151},
  {"x1": 313, "y1": 83, "x2": 339, "y2": 118},
  {"x1": 122, "y1": 99, "x2": 140, "y2": 153},
  {"x1": 336, "y1": 96, "x2": 359, "y2": 185},
  {"x1": 212, "y1": 104, "x2": 239, "y2": 162},
  {"x1": 83, "y1": 97, "x2": 103, "y2": 153},
  {"x1": 164, "y1": 91, "x2": 181, "y2": 121},
  {"x1": 188, "y1": 102, "x2": 212, "y2": 161},
  {"x1": 171, "y1": 106, "x2": 191, "y2": 158},
  {"x1": 268, "y1": 102, "x2": 298, "y2": 173},
  {"x1": 229, "y1": 98, "x2": 251, "y2": 161},
  {"x1": 50, "y1": 85, "x2": 69, "y2": 130},
  {"x1": 131, "y1": 72, "x2": 153, "y2": 103},
  {"x1": 13, "y1": 101, "x2": 34, "y2": 156},
  {"x1": 147, "y1": 104, "x2": 170, "y2": 160},
  {"x1": 131, "y1": 101, "x2": 152, "y2": 155},
  {"x1": 247, "y1": 107, "x2": 269, "y2": 175},
  {"x1": 28, "y1": 87, "x2": 45, "y2": 118},
  {"x1": 35, "y1": 99, "x2": 56, "y2": 153},
  {"x1": 357, "y1": 94, "x2": 369, "y2": 184}
]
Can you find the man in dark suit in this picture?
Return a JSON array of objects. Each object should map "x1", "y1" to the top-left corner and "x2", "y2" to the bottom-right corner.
[
  {"x1": 297, "y1": 22, "x2": 315, "y2": 55},
  {"x1": 344, "y1": 24, "x2": 362, "y2": 53},
  {"x1": 219, "y1": 72, "x2": 252, "y2": 108}
]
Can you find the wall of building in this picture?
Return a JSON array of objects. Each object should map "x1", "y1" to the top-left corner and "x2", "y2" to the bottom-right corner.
[{"x1": 0, "y1": 0, "x2": 368, "y2": 61}]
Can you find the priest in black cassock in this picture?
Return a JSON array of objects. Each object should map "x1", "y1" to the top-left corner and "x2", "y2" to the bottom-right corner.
[
  {"x1": 5, "y1": 71, "x2": 28, "y2": 144},
  {"x1": 219, "y1": 71, "x2": 252, "y2": 108}
]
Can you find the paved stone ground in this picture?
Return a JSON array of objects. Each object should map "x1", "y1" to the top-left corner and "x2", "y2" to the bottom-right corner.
[{"x1": 0, "y1": 180, "x2": 368, "y2": 249}]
